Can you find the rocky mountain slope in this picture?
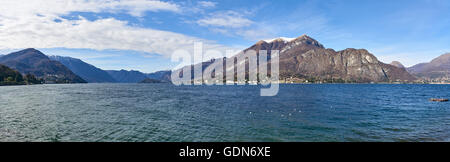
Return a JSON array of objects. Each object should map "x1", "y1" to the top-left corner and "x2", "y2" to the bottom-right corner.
[{"x1": 179, "y1": 35, "x2": 416, "y2": 83}]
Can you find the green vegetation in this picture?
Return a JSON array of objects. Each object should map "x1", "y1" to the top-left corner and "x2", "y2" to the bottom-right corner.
[
  {"x1": 24, "y1": 74, "x2": 42, "y2": 84},
  {"x1": 0, "y1": 65, "x2": 42, "y2": 86}
]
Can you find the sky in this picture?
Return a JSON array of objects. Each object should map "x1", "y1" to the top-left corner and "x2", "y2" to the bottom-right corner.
[{"x1": 1, "y1": 0, "x2": 450, "y2": 73}]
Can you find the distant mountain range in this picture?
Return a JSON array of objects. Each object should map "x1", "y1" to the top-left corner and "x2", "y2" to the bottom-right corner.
[
  {"x1": 407, "y1": 53, "x2": 450, "y2": 80},
  {"x1": 105, "y1": 70, "x2": 148, "y2": 83},
  {"x1": 0, "y1": 48, "x2": 170, "y2": 84},
  {"x1": 49, "y1": 56, "x2": 116, "y2": 83},
  {"x1": 146, "y1": 70, "x2": 171, "y2": 82},
  {"x1": 48, "y1": 55, "x2": 170, "y2": 83},
  {"x1": 1, "y1": 35, "x2": 450, "y2": 85},
  {"x1": 0, "y1": 48, "x2": 86, "y2": 83},
  {"x1": 105, "y1": 69, "x2": 171, "y2": 83}
]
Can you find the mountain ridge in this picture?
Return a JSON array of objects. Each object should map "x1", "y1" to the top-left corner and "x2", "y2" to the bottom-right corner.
[
  {"x1": 5, "y1": 35, "x2": 447, "y2": 84},
  {"x1": 49, "y1": 56, "x2": 116, "y2": 83},
  {"x1": 390, "y1": 61, "x2": 405, "y2": 69},
  {"x1": 106, "y1": 69, "x2": 148, "y2": 83},
  {"x1": 178, "y1": 35, "x2": 416, "y2": 83},
  {"x1": 407, "y1": 53, "x2": 450, "y2": 81},
  {"x1": 0, "y1": 48, "x2": 86, "y2": 83}
]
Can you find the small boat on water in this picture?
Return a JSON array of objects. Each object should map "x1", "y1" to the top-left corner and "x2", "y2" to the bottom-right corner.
[{"x1": 429, "y1": 98, "x2": 449, "y2": 102}]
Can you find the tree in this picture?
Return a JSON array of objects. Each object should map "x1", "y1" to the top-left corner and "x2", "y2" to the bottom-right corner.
[{"x1": 24, "y1": 74, "x2": 41, "y2": 84}]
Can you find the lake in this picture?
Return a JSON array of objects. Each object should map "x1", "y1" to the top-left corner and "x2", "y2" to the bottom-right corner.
[{"x1": 0, "y1": 84, "x2": 449, "y2": 142}]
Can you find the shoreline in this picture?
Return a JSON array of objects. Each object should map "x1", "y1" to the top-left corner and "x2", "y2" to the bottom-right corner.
[{"x1": 3, "y1": 82, "x2": 450, "y2": 87}]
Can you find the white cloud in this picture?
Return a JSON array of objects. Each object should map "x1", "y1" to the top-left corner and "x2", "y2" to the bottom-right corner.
[
  {"x1": 0, "y1": 0, "x2": 236, "y2": 59},
  {"x1": 197, "y1": 11, "x2": 253, "y2": 28},
  {"x1": 0, "y1": 16, "x2": 232, "y2": 58},
  {"x1": 198, "y1": 1, "x2": 217, "y2": 8},
  {"x1": 0, "y1": 0, "x2": 181, "y2": 17}
]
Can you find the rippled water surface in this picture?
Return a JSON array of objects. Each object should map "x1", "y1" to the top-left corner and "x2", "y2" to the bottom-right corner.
[{"x1": 0, "y1": 84, "x2": 449, "y2": 142}]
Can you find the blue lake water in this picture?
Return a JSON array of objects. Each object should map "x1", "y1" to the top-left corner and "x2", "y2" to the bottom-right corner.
[{"x1": 0, "y1": 84, "x2": 449, "y2": 142}]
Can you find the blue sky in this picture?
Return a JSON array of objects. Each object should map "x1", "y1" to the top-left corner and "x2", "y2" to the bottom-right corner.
[{"x1": 1, "y1": 0, "x2": 450, "y2": 72}]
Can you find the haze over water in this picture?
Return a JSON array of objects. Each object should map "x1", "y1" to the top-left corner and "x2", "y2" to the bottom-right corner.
[{"x1": 0, "y1": 84, "x2": 449, "y2": 142}]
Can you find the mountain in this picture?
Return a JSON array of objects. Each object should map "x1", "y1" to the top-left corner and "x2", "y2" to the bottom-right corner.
[
  {"x1": 139, "y1": 78, "x2": 163, "y2": 83},
  {"x1": 106, "y1": 70, "x2": 148, "y2": 83},
  {"x1": 407, "y1": 53, "x2": 450, "y2": 80},
  {"x1": 0, "y1": 48, "x2": 86, "y2": 83},
  {"x1": 0, "y1": 64, "x2": 41, "y2": 85},
  {"x1": 49, "y1": 56, "x2": 116, "y2": 83},
  {"x1": 269, "y1": 35, "x2": 416, "y2": 82},
  {"x1": 390, "y1": 61, "x2": 405, "y2": 69},
  {"x1": 146, "y1": 70, "x2": 171, "y2": 82},
  {"x1": 0, "y1": 64, "x2": 25, "y2": 85},
  {"x1": 104, "y1": 69, "x2": 171, "y2": 83},
  {"x1": 179, "y1": 35, "x2": 416, "y2": 83}
]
